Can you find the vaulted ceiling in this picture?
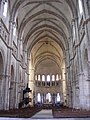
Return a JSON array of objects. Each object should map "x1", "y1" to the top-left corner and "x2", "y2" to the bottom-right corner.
[{"x1": 9, "y1": 0, "x2": 77, "y2": 74}]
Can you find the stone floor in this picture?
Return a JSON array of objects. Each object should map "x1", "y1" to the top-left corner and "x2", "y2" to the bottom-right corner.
[
  {"x1": 0, "y1": 109, "x2": 90, "y2": 120},
  {"x1": 0, "y1": 117, "x2": 90, "y2": 120},
  {"x1": 31, "y1": 109, "x2": 53, "y2": 119}
]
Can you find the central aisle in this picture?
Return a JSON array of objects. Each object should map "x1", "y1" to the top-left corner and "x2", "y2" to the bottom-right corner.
[{"x1": 31, "y1": 109, "x2": 53, "y2": 119}]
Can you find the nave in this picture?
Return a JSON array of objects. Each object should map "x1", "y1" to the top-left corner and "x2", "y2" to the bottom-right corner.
[
  {"x1": 31, "y1": 109, "x2": 53, "y2": 119},
  {"x1": 0, "y1": 0, "x2": 90, "y2": 115}
]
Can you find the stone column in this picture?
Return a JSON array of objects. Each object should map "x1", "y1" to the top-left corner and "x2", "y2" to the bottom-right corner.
[
  {"x1": 0, "y1": 0, "x2": 2, "y2": 17},
  {"x1": 15, "y1": 39, "x2": 21, "y2": 108},
  {"x1": 4, "y1": 75, "x2": 10, "y2": 110},
  {"x1": 45, "y1": 75, "x2": 47, "y2": 86},
  {"x1": 0, "y1": 0, "x2": 4, "y2": 17},
  {"x1": 83, "y1": 0, "x2": 90, "y2": 77},
  {"x1": 29, "y1": 68, "x2": 35, "y2": 106},
  {"x1": 0, "y1": 75, "x2": 9, "y2": 110},
  {"x1": 55, "y1": 75, "x2": 56, "y2": 86},
  {"x1": 76, "y1": 41, "x2": 85, "y2": 109},
  {"x1": 4, "y1": 20, "x2": 14, "y2": 110},
  {"x1": 77, "y1": 72, "x2": 85, "y2": 109},
  {"x1": 74, "y1": 18, "x2": 80, "y2": 109},
  {"x1": 86, "y1": 61, "x2": 90, "y2": 109},
  {"x1": 66, "y1": 35, "x2": 73, "y2": 108},
  {"x1": 62, "y1": 67, "x2": 67, "y2": 105},
  {"x1": 50, "y1": 75, "x2": 52, "y2": 86},
  {"x1": 65, "y1": 49, "x2": 69, "y2": 107}
]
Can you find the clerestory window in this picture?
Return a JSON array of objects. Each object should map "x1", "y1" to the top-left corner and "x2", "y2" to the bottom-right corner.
[
  {"x1": 37, "y1": 93, "x2": 41, "y2": 102},
  {"x1": 47, "y1": 75, "x2": 50, "y2": 81},
  {"x1": 57, "y1": 93, "x2": 60, "y2": 102},
  {"x1": 52, "y1": 75, "x2": 55, "y2": 81},
  {"x1": 3, "y1": 0, "x2": 8, "y2": 17},
  {"x1": 38, "y1": 75, "x2": 40, "y2": 81},
  {"x1": 42, "y1": 75, "x2": 45, "y2": 81},
  {"x1": 56, "y1": 74, "x2": 59, "y2": 81},
  {"x1": 78, "y1": 0, "x2": 83, "y2": 14},
  {"x1": 13, "y1": 27, "x2": 16, "y2": 36}
]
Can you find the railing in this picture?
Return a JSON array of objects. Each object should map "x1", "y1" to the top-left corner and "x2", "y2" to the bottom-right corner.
[{"x1": 35, "y1": 80, "x2": 61, "y2": 87}]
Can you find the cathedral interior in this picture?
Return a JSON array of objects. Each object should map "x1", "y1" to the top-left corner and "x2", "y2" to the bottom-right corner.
[{"x1": 0, "y1": 0, "x2": 90, "y2": 114}]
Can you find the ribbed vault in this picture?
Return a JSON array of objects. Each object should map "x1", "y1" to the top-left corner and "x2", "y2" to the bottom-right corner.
[{"x1": 9, "y1": 0, "x2": 77, "y2": 80}]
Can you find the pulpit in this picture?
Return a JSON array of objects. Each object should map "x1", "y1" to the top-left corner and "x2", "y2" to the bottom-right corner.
[{"x1": 23, "y1": 83, "x2": 32, "y2": 105}]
